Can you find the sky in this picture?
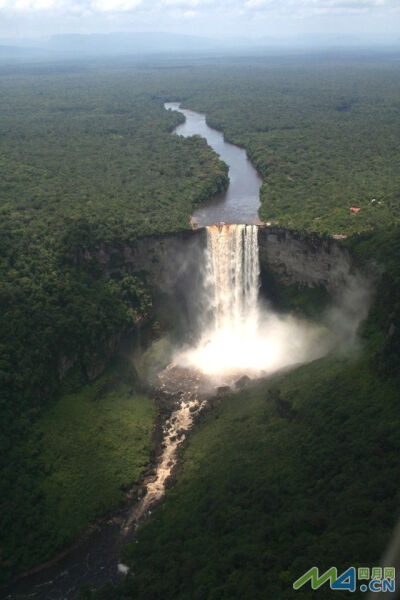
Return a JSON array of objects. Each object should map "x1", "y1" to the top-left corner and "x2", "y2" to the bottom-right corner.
[{"x1": 0, "y1": 0, "x2": 399, "y2": 41}]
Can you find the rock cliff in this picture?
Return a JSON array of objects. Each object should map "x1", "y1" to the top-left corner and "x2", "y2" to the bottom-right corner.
[
  {"x1": 67, "y1": 225, "x2": 362, "y2": 381},
  {"x1": 257, "y1": 226, "x2": 353, "y2": 291}
]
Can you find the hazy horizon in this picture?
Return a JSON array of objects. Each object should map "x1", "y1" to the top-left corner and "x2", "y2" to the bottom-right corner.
[
  {"x1": 1, "y1": 31, "x2": 399, "y2": 63},
  {"x1": 1, "y1": 0, "x2": 399, "y2": 46}
]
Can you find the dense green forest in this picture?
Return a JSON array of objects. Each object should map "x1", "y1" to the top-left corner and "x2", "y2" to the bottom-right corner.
[
  {"x1": 0, "y1": 68, "x2": 228, "y2": 581},
  {"x1": 3, "y1": 358, "x2": 155, "y2": 578},
  {"x1": 160, "y1": 58, "x2": 400, "y2": 235},
  {"x1": 5, "y1": 56, "x2": 399, "y2": 240},
  {"x1": 1, "y1": 54, "x2": 400, "y2": 596}
]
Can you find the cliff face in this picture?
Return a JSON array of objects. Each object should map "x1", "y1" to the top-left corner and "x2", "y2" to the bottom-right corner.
[
  {"x1": 77, "y1": 229, "x2": 205, "y2": 291},
  {"x1": 113, "y1": 229, "x2": 207, "y2": 338},
  {"x1": 257, "y1": 226, "x2": 353, "y2": 291},
  {"x1": 79, "y1": 226, "x2": 354, "y2": 307},
  {"x1": 76, "y1": 228, "x2": 207, "y2": 342},
  {"x1": 68, "y1": 226, "x2": 361, "y2": 382}
]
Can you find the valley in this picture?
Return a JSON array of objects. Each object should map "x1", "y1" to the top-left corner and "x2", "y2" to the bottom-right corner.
[{"x1": 1, "y1": 54, "x2": 400, "y2": 600}]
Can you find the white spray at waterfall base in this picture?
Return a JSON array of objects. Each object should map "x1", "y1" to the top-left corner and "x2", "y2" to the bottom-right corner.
[{"x1": 175, "y1": 224, "x2": 368, "y2": 381}]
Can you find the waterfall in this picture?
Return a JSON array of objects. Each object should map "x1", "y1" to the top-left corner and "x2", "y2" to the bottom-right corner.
[
  {"x1": 176, "y1": 222, "x2": 329, "y2": 378},
  {"x1": 176, "y1": 223, "x2": 274, "y2": 377},
  {"x1": 205, "y1": 224, "x2": 260, "y2": 336}
]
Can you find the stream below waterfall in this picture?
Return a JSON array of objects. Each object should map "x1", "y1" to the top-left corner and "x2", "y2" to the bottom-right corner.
[{"x1": 3, "y1": 104, "x2": 263, "y2": 600}]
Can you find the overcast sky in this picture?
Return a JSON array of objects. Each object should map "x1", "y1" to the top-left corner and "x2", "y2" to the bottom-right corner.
[{"x1": 1, "y1": 0, "x2": 399, "y2": 40}]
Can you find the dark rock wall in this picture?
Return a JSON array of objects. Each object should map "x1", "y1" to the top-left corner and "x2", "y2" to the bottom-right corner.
[
  {"x1": 79, "y1": 228, "x2": 207, "y2": 341},
  {"x1": 258, "y1": 226, "x2": 353, "y2": 291}
]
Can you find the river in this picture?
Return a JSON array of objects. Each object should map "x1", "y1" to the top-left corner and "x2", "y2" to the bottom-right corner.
[
  {"x1": 165, "y1": 102, "x2": 262, "y2": 226},
  {"x1": 2, "y1": 103, "x2": 262, "y2": 600}
]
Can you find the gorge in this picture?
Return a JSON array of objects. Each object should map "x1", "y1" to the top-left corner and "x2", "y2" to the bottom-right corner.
[{"x1": 4, "y1": 103, "x2": 371, "y2": 600}]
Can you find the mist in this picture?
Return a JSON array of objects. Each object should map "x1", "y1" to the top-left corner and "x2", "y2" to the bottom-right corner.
[{"x1": 172, "y1": 224, "x2": 371, "y2": 386}]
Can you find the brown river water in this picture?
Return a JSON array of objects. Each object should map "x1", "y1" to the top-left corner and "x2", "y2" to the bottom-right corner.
[{"x1": 165, "y1": 102, "x2": 262, "y2": 226}]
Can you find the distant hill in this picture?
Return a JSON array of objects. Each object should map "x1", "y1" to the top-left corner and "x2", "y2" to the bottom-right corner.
[
  {"x1": 0, "y1": 31, "x2": 399, "y2": 63},
  {"x1": 0, "y1": 32, "x2": 228, "y2": 60}
]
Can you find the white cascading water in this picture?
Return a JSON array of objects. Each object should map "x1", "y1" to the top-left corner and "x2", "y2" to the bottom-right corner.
[
  {"x1": 206, "y1": 224, "x2": 259, "y2": 335},
  {"x1": 177, "y1": 223, "x2": 329, "y2": 378},
  {"x1": 185, "y1": 223, "x2": 273, "y2": 376}
]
